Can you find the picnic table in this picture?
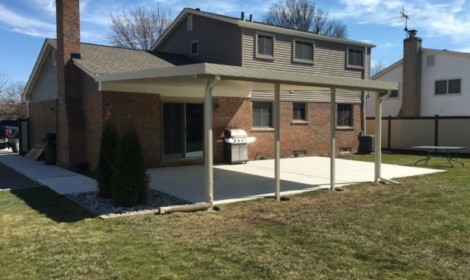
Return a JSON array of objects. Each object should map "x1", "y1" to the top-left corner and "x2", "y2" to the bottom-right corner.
[{"x1": 412, "y1": 146, "x2": 467, "y2": 167}]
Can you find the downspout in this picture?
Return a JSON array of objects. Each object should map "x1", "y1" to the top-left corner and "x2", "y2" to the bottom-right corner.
[
  {"x1": 374, "y1": 90, "x2": 399, "y2": 185},
  {"x1": 159, "y1": 76, "x2": 220, "y2": 215},
  {"x1": 361, "y1": 46, "x2": 368, "y2": 135}
]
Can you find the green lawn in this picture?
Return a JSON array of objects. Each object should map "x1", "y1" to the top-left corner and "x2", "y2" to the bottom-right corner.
[{"x1": 1, "y1": 154, "x2": 469, "y2": 279}]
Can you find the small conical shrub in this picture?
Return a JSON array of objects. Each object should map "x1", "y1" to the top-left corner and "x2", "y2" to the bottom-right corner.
[
  {"x1": 111, "y1": 123, "x2": 149, "y2": 207},
  {"x1": 96, "y1": 118, "x2": 119, "y2": 198}
]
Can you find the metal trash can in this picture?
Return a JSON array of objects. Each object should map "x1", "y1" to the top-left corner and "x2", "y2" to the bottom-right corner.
[
  {"x1": 43, "y1": 133, "x2": 57, "y2": 165},
  {"x1": 224, "y1": 129, "x2": 255, "y2": 164}
]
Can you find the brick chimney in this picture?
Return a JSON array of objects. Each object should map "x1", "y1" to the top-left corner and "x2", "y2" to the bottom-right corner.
[
  {"x1": 56, "y1": 0, "x2": 86, "y2": 170},
  {"x1": 400, "y1": 30, "x2": 422, "y2": 117}
]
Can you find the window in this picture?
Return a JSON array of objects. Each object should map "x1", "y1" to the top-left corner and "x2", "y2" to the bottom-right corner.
[
  {"x1": 435, "y1": 79, "x2": 461, "y2": 95},
  {"x1": 294, "y1": 40, "x2": 314, "y2": 63},
  {"x1": 293, "y1": 102, "x2": 307, "y2": 121},
  {"x1": 347, "y1": 48, "x2": 364, "y2": 68},
  {"x1": 187, "y1": 15, "x2": 193, "y2": 31},
  {"x1": 253, "y1": 102, "x2": 272, "y2": 127},
  {"x1": 256, "y1": 34, "x2": 274, "y2": 58},
  {"x1": 337, "y1": 104, "x2": 353, "y2": 127},
  {"x1": 190, "y1": 40, "x2": 199, "y2": 56},
  {"x1": 389, "y1": 90, "x2": 399, "y2": 98}
]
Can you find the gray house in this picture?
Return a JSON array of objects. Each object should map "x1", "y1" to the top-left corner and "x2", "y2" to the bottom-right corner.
[{"x1": 24, "y1": 1, "x2": 396, "y2": 200}]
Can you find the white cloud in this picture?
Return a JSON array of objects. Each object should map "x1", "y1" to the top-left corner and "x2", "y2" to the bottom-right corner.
[
  {"x1": 0, "y1": 4, "x2": 55, "y2": 37},
  {"x1": 333, "y1": 0, "x2": 470, "y2": 45}
]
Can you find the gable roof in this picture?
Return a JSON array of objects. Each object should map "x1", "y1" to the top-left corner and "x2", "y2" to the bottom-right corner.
[
  {"x1": 372, "y1": 47, "x2": 470, "y2": 80},
  {"x1": 152, "y1": 8, "x2": 375, "y2": 51},
  {"x1": 23, "y1": 39, "x2": 196, "y2": 99}
]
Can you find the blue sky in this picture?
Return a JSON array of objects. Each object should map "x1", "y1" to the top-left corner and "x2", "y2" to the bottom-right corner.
[{"x1": 1, "y1": 0, "x2": 470, "y2": 84}]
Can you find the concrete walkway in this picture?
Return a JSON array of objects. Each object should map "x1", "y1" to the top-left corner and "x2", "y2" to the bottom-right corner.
[{"x1": 0, "y1": 153, "x2": 443, "y2": 204}]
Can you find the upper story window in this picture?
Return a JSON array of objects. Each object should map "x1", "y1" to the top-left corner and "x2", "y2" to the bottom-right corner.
[
  {"x1": 253, "y1": 101, "x2": 273, "y2": 127},
  {"x1": 293, "y1": 39, "x2": 314, "y2": 64},
  {"x1": 187, "y1": 15, "x2": 193, "y2": 31},
  {"x1": 347, "y1": 47, "x2": 364, "y2": 68},
  {"x1": 190, "y1": 40, "x2": 199, "y2": 57},
  {"x1": 337, "y1": 103, "x2": 353, "y2": 127},
  {"x1": 293, "y1": 102, "x2": 307, "y2": 121},
  {"x1": 256, "y1": 33, "x2": 274, "y2": 59},
  {"x1": 435, "y1": 79, "x2": 461, "y2": 95}
]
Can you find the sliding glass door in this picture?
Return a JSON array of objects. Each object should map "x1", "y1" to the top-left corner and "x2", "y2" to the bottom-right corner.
[{"x1": 163, "y1": 102, "x2": 203, "y2": 160}]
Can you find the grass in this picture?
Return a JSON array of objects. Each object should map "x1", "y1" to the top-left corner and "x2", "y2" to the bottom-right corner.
[{"x1": 1, "y1": 154, "x2": 469, "y2": 279}]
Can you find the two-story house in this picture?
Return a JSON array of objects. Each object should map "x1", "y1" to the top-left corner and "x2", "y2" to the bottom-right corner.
[
  {"x1": 368, "y1": 30, "x2": 470, "y2": 117},
  {"x1": 23, "y1": 0, "x2": 395, "y2": 173}
]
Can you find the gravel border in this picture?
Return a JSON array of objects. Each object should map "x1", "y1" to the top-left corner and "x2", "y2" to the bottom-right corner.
[{"x1": 67, "y1": 189, "x2": 189, "y2": 218}]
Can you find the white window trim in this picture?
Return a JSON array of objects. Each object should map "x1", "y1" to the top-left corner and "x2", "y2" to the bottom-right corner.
[
  {"x1": 336, "y1": 103, "x2": 354, "y2": 128},
  {"x1": 346, "y1": 47, "x2": 365, "y2": 69},
  {"x1": 187, "y1": 15, "x2": 193, "y2": 31},
  {"x1": 252, "y1": 101, "x2": 274, "y2": 128},
  {"x1": 255, "y1": 32, "x2": 275, "y2": 60},
  {"x1": 190, "y1": 39, "x2": 199, "y2": 57},
  {"x1": 292, "y1": 39, "x2": 314, "y2": 65}
]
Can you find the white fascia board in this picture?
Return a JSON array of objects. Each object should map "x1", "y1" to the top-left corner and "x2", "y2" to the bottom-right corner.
[{"x1": 95, "y1": 63, "x2": 207, "y2": 82}]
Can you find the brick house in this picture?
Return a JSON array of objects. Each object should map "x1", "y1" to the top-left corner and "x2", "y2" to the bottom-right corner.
[{"x1": 23, "y1": 0, "x2": 395, "y2": 188}]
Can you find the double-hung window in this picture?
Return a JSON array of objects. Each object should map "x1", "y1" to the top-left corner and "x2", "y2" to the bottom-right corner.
[
  {"x1": 256, "y1": 34, "x2": 274, "y2": 59},
  {"x1": 293, "y1": 102, "x2": 307, "y2": 121},
  {"x1": 253, "y1": 102, "x2": 273, "y2": 127},
  {"x1": 337, "y1": 104, "x2": 353, "y2": 127},
  {"x1": 293, "y1": 40, "x2": 314, "y2": 63},
  {"x1": 347, "y1": 48, "x2": 364, "y2": 68}
]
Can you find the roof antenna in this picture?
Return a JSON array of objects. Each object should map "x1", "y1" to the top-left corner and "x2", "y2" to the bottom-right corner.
[{"x1": 400, "y1": 6, "x2": 410, "y2": 32}]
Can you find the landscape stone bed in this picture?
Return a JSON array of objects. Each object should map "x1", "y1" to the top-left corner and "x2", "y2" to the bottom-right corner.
[{"x1": 68, "y1": 189, "x2": 189, "y2": 218}]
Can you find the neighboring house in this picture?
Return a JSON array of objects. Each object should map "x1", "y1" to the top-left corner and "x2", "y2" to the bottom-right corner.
[
  {"x1": 368, "y1": 30, "x2": 470, "y2": 117},
  {"x1": 23, "y1": 0, "x2": 394, "y2": 172}
]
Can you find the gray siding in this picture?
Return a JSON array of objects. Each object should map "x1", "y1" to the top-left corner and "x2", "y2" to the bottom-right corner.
[
  {"x1": 251, "y1": 89, "x2": 361, "y2": 103},
  {"x1": 157, "y1": 15, "x2": 242, "y2": 66},
  {"x1": 30, "y1": 50, "x2": 58, "y2": 103},
  {"x1": 242, "y1": 28, "x2": 366, "y2": 79}
]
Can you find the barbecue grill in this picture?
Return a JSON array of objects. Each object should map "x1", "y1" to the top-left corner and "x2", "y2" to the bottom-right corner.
[{"x1": 224, "y1": 129, "x2": 255, "y2": 164}]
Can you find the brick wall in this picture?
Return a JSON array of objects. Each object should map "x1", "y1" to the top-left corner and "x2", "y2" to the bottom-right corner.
[
  {"x1": 212, "y1": 98, "x2": 361, "y2": 163},
  {"x1": 401, "y1": 32, "x2": 422, "y2": 117},
  {"x1": 29, "y1": 100, "x2": 57, "y2": 147},
  {"x1": 103, "y1": 91, "x2": 162, "y2": 168},
  {"x1": 80, "y1": 73, "x2": 101, "y2": 171}
]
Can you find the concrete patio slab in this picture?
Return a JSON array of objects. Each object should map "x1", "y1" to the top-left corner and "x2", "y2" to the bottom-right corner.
[{"x1": 148, "y1": 156, "x2": 443, "y2": 204}]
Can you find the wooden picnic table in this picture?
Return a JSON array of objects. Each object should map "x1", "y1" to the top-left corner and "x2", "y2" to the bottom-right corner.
[{"x1": 412, "y1": 146, "x2": 467, "y2": 167}]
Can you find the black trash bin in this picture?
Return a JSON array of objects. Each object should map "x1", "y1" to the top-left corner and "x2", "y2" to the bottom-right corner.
[{"x1": 43, "y1": 133, "x2": 57, "y2": 165}]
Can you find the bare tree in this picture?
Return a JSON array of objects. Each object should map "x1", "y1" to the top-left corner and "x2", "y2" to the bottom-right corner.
[
  {"x1": 106, "y1": 5, "x2": 172, "y2": 50},
  {"x1": 264, "y1": 0, "x2": 348, "y2": 39},
  {"x1": 371, "y1": 61, "x2": 385, "y2": 77},
  {"x1": 0, "y1": 72, "x2": 27, "y2": 121}
]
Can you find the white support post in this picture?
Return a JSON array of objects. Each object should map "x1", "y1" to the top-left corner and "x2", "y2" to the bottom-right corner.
[
  {"x1": 204, "y1": 77, "x2": 219, "y2": 205},
  {"x1": 330, "y1": 87, "x2": 336, "y2": 191},
  {"x1": 274, "y1": 83, "x2": 281, "y2": 200},
  {"x1": 374, "y1": 91, "x2": 382, "y2": 183}
]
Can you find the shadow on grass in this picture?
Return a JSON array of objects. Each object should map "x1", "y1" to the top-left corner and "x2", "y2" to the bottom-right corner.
[{"x1": 10, "y1": 187, "x2": 97, "y2": 223}]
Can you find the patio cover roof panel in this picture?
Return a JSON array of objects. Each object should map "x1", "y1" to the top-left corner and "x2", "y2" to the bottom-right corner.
[{"x1": 95, "y1": 63, "x2": 398, "y2": 92}]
